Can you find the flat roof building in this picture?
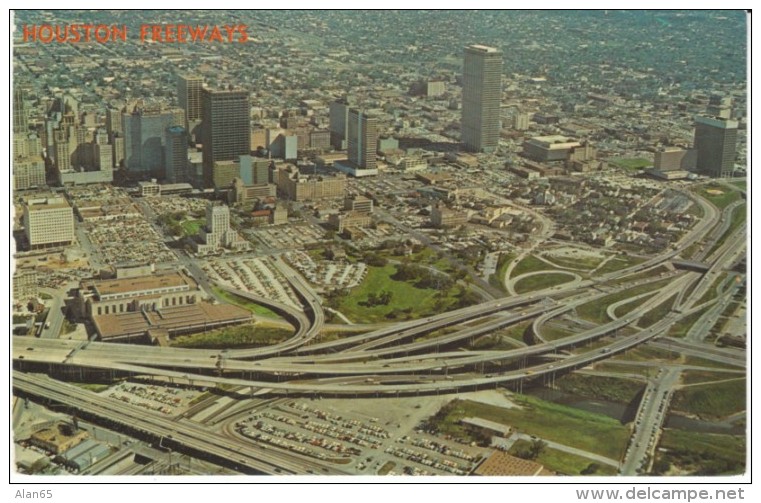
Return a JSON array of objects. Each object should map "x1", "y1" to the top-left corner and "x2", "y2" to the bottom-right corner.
[
  {"x1": 276, "y1": 164, "x2": 347, "y2": 201},
  {"x1": 654, "y1": 147, "x2": 697, "y2": 172},
  {"x1": 522, "y1": 135, "x2": 582, "y2": 163},
  {"x1": 202, "y1": 88, "x2": 251, "y2": 188},
  {"x1": 462, "y1": 44, "x2": 503, "y2": 153},
  {"x1": 23, "y1": 197, "x2": 75, "y2": 250},
  {"x1": 334, "y1": 108, "x2": 379, "y2": 177},
  {"x1": 694, "y1": 116, "x2": 738, "y2": 178},
  {"x1": 76, "y1": 270, "x2": 251, "y2": 341},
  {"x1": 177, "y1": 74, "x2": 204, "y2": 125}
]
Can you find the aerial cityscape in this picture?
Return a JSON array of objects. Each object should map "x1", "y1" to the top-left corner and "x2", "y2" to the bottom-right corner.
[{"x1": 11, "y1": 10, "x2": 747, "y2": 478}]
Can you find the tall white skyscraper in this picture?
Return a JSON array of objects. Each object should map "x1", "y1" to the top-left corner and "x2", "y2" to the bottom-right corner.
[{"x1": 461, "y1": 44, "x2": 503, "y2": 153}]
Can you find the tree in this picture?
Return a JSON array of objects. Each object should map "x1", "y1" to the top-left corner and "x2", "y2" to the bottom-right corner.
[
  {"x1": 581, "y1": 462, "x2": 600, "y2": 475},
  {"x1": 529, "y1": 438, "x2": 547, "y2": 459}
]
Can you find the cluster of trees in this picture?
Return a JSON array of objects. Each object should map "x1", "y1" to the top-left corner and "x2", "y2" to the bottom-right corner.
[
  {"x1": 157, "y1": 211, "x2": 189, "y2": 237},
  {"x1": 513, "y1": 438, "x2": 547, "y2": 461},
  {"x1": 361, "y1": 290, "x2": 393, "y2": 307},
  {"x1": 392, "y1": 263, "x2": 454, "y2": 290},
  {"x1": 362, "y1": 252, "x2": 388, "y2": 267},
  {"x1": 323, "y1": 288, "x2": 349, "y2": 310},
  {"x1": 384, "y1": 307, "x2": 414, "y2": 320}
]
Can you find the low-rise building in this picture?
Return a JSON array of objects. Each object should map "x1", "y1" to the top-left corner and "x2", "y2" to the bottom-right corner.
[
  {"x1": 30, "y1": 423, "x2": 89, "y2": 455},
  {"x1": 522, "y1": 135, "x2": 582, "y2": 162},
  {"x1": 328, "y1": 211, "x2": 372, "y2": 233},
  {"x1": 229, "y1": 178, "x2": 278, "y2": 205},
  {"x1": 75, "y1": 269, "x2": 251, "y2": 341},
  {"x1": 276, "y1": 164, "x2": 347, "y2": 201},
  {"x1": 472, "y1": 450, "x2": 554, "y2": 476},
  {"x1": 431, "y1": 204, "x2": 468, "y2": 228},
  {"x1": 13, "y1": 269, "x2": 38, "y2": 302}
]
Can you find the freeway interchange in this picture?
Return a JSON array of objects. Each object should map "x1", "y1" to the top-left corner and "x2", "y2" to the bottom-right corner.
[{"x1": 12, "y1": 184, "x2": 746, "y2": 475}]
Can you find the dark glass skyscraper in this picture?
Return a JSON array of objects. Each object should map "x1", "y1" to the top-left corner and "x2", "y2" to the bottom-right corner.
[
  {"x1": 201, "y1": 88, "x2": 250, "y2": 188},
  {"x1": 693, "y1": 116, "x2": 738, "y2": 178}
]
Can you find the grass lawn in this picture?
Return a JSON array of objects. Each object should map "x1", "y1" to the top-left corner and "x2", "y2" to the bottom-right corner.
[
  {"x1": 508, "y1": 439, "x2": 618, "y2": 475},
  {"x1": 512, "y1": 254, "x2": 555, "y2": 277},
  {"x1": 337, "y1": 264, "x2": 473, "y2": 323},
  {"x1": 170, "y1": 323, "x2": 292, "y2": 349},
  {"x1": 514, "y1": 272, "x2": 573, "y2": 294},
  {"x1": 682, "y1": 355, "x2": 744, "y2": 370},
  {"x1": 680, "y1": 241, "x2": 702, "y2": 260},
  {"x1": 612, "y1": 345, "x2": 680, "y2": 363},
  {"x1": 539, "y1": 323, "x2": 575, "y2": 341},
  {"x1": 469, "y1": 334, "x2": 523, "y2": 350},
  {"x1": 668, "y1": 308, "x2": 709, "y2": 339},
  {"x1": 555, "y1": 374, "x2": 645, "y2": 404},
  {"x1": 488, "y1": 252, "x2": 515, "y2": 292},
  {"x1": 681, "y1": 370, "x2": 743, "y2": 385},
  {"x1": 695, "y1": 272, "x2": 729, "y2": 306},
  {"x1": 212, "y1": 287, "x2": 282, "y2": 320},
  {"x1": 612, "y1": 292, "x2": 657, "y2": 318},
  {"x1": 595, "y1": 254, "x2": 647, "y2": 275},
  {"x1": 672, "y1": 379, "x2": 745, "y2": 420},
  {"x1": 655, "y1": 429, "x2": 745, "y2": 475},
  {"x1": 431, "y1": 396, "x2": 629, "y2": 460},
  {"x1": 181, "y1": 219, "x2": 205, "y2": 237},
  {"x1": 577, "y1": 277, "x2": 673, "y2": 324},
  {"x1": 591, "y1": 363, "x2": 655, "y2": 379},
  {"x1": 609, "y1": 265, "x2": 669, "y2": 286},
  {"x1": 494, "y1": 320, "x2": 533, "y2": 342},
  {"x1": 636, "y1": 293, "x2": 677, "y2": 328},
  {"x1": 728, "y1": 180, "x2": 747, "y2": 191},
  {"x1": 541, "y1": 253, "x2": 604, "y2": 271},
  {"x1": 694, "y1": 183, "x2": 742, "y2": 210}
]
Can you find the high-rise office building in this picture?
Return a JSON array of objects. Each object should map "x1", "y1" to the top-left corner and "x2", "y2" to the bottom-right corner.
[
  {"x1": 329, "y1": 95, "x2": 355, "y2": 150},
  {"x1": 461, "y1": 44, "x2": 503, "y2": 153},
  {"x1": 13, "y1": 158, "x2": 46, "y2": 190},
  {"x1": 23, "y1": 197, "x2": 75, "y2": 250},
  {"x1": 165, "y1": 126, "x2": 189, "y2": 184},
  {"x1": 122, "y1": 103, "x2": 178, "y2": 179},
  {"x1": 178, "y1": 75, "x2": 204, "y2": 124},
  {"x1": 14, "y1": 88, "x2": 28, "y2": 134},
  {"x1": 347, "y1": 108, "x2": 378, "y2": 172},
  {"x1": 201, "y1": 88, "x2": 251, "y2": 188},
  {"x1": 193, "y1": 202, "x2": 248, "y2": 254},
  {"x1": 706, "y1": 94, "x2": 733, "y2": 119},
  {"x1": 693, "y1": 116, "x2": 738, "y2": 178}
]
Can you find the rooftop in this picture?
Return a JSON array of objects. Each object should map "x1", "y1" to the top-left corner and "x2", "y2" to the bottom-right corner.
[
  {"x1": 468, "y1": 44, "x2": 500, "y2": 53},
  {"x1": 473, "y1": 450, "x2": 553, "y2": 476},
  {"x1": 84, "y1": 271, "x2": 197, "y2": 297}
]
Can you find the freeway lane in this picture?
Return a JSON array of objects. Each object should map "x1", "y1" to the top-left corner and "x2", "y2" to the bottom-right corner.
[
  {"x1": 13, "y1": 372, "x2": 348, "y2": 476},
  {"x1": 14, "y1": 307, "x2": 685, "y2": 395},
  {"x1": 620, "y1": 367, "x2": 681, "y2": 475}
]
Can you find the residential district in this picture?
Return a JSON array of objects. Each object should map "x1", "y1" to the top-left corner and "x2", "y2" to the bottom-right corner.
[{"x1": 11, "y1": 10, "x2": 747, "y2": 477}]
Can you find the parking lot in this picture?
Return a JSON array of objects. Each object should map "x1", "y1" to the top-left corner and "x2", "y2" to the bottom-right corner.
[
  {"x1": 247, "y1": 223, "x2": 326, "y2": 250},
  {"x1": 231, "y1": 395, "x2": 487, "y2": 475},
  {"x1": 104, "y1": 382, "x2": 202, "y2": 416},
  {"x1": 202, "y1": 256, "x2": 300, "y2": 307},
  {"x1": 284, "y1": 250, "x2": 366, "y2": 291}
]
